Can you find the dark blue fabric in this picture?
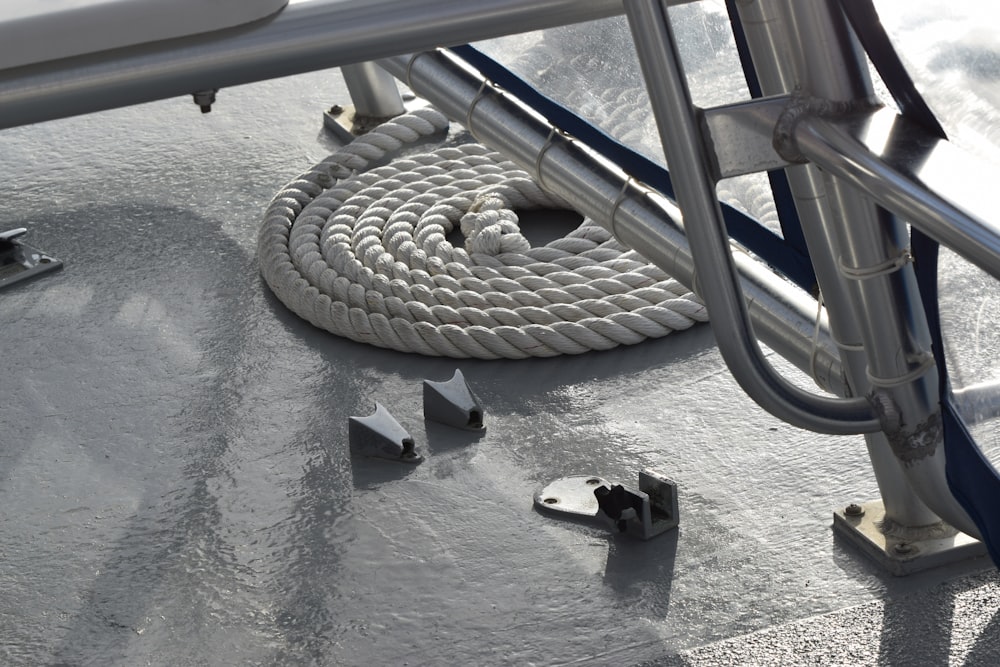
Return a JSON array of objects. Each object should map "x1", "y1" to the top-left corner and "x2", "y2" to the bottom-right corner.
[
  {"x1": 942, "y1": 400, "x2": 1000, "y2": 565},
  {"x1": 448, "y1": 44, "x2": 818, "y2": 292},
  {"x1": 842, "y1": 0, "x2": 1000, "y2": 566},
  {"x1": 911, "y1": 228, "x2": 1000, "y2": 566}
]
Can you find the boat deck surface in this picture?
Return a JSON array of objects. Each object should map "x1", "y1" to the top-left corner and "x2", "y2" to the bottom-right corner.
[{"x1": 3, "y1": 66, "x2": 999, "y2": 665}]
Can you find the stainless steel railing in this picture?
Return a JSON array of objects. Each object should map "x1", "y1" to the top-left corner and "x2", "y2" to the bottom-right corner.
[{"x1": 3, "y1": 0, "x2": 998, "y2": 546}]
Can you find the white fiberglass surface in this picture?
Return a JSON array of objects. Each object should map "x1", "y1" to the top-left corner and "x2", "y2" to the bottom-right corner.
[
  {"x1": 2, "y1": 18, "x2": 1000, "y2": 667},
  {"x1": 0, "y1": 0, "x2": 288, "y2": 70}
]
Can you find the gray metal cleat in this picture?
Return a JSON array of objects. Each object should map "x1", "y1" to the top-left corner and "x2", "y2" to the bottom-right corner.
[
  {"x1": 349, "y1": 402, "x2": 423, "y2": 463},
  {"x1": 534, "y1": 470, "x2": 678, "y2": 539},
  {"x1": 422, "y1": 369, "x2": 485, "y2": 431}
]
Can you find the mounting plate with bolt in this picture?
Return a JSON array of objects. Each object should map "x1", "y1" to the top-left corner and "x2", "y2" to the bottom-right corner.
[
  {"x1": 323, "y1": 94, "x2": 430, "y2": 142},
  {"x1": 833, "y1": 499, "x2": 987, "y2": 576},
  {"x1": 534, "y1": 471, "x2": 679, "y2": 539}
]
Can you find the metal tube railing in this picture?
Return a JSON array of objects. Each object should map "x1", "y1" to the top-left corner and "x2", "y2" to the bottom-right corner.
[
  {"x1": 379, "y1": 50, "x2": 850, "y2": 399},
  {"x1": 620, "y1": 0, "x2": 981, "y2": 538},
  {"x1": 621, "y1": 0, "x2": 879, "y2": 435},
  {"x1": 341, "y1": 63, "x2": 404, "y2": 119},
  {"x1": 767, "y1": 0, "x2": 977, "y2": 538},
  {"x1": 794, "y1": 110, "x2": 1000, "y2": 286},
  {"x1": 733, "y1": 0, "x2": 941, "y2": 529},
  {"x1": 0, "y1": 0, "x2": 624, "y2": 130},
  {"x1": 727, "y1": 0, "x2": 979, "y2": 538}
]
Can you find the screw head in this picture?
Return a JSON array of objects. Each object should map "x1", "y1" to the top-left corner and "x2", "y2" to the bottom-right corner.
[
  {"x1": 893, "y1": 542, "x2": 914, "y2": 555},
  {"x1": 845, "y1": 503, "x2": 865, "y2": 517},
  {"x1": 329, "y1": 105, "x2": 344, "y2": 115}
]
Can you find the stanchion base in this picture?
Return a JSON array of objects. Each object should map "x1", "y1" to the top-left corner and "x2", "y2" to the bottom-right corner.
[{"x1": 833, "y1": 500, "x2": 988, "y2": 576}]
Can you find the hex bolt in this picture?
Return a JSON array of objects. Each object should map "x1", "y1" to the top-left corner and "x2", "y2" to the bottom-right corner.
[
  {"x1": 192, "y1": 89, "x2": 218, "y2": 113},
  {"x1": 845, "y1": 503, "x2": 865, "y2": 517},
  {"x1": 893, "y1": 542, "x2": 914, "y2": 555}
]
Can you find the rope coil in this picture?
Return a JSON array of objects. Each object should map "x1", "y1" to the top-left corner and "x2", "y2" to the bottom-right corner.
[{"x1": 258, "y1": 107, "x2": 707, "y2": 358}]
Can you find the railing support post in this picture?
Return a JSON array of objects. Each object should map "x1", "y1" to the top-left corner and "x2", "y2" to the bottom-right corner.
[
  {"x1": 341, "y1": 62, "x2": 405, "y2": 119},
  {"x1": 732, "y1": 0, "x2": 941, "y2": 530},
  {"x1": 622, "y1": 0, "x2": 879, "y2": 435}
]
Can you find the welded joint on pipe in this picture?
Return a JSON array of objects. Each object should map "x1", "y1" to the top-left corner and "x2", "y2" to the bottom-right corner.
[
  {"x1": 773, "y1": 88, "x2": 882, "y2": 163},
  {"x1": 879, "y1": 513, "x2": 958, "y2": 542},
  {"x1": 870, "y1": 392, "x2": 941, "y2": 464},
  {"x1": 694, "y1": 107, "x2": 724, "y2": 183}
]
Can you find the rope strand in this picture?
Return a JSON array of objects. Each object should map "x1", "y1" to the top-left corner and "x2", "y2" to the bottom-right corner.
[{"x1": 258, "y1": 107, "x2": 708, "y2": 358}]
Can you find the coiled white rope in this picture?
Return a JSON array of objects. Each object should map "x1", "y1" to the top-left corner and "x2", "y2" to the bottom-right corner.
[{"x1": 258, "y1": 107, "x2": 707, "y2": 358}]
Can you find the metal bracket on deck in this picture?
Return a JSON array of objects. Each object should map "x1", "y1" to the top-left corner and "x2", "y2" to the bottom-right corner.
[
  {"x1": 349, "y1": 402, "x2": 423, "y2": 464},
  {"x1": 534, "y1": 471, "x2": 679, "y2": 539},
  {"x1": 833, "y1": 500, "x2": 987, "y2": 576},
  {"x1": 324, "y1": 62, "x2": 429, "y2": 140},
  {"x1": 423, "y1": 369, "x2": 485, "y2": 431},
  {"x1": 323, "y1": 94, "x2": 430, "y2": 141},
  {"x1": 0, "y1": 228, "x2": 62, "y2": 290}
]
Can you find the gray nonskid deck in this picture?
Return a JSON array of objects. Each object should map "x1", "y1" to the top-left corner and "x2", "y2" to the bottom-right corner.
[
  {"x1": 659, "y1": 569, "x2": 1000, "y2": 666},
  {"x1": 2, "y1": 69, "x2": 997, "y2": 666}
]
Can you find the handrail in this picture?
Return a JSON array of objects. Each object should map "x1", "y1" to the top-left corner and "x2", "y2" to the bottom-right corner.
[
  {"x1": 728, "y1": 0, "x2": 943, "y2": 528},
  {"x1": 379, "y1": 50, "x2": 851, "y2": 399},
  {"x1": 793, "y1": 109, "x2": 1000, "y2": 286},
  {"x1": 622, "y1": 0, "x2": 880, "y2": 435},
  {"x1": 0, "y1": 0, "x2": 623, "y2": 130},
  {"x1": 730, "y1": 0, "x2": 984, "y2": 542}
]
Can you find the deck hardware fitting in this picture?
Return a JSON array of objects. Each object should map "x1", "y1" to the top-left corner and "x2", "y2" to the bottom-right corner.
[
  {"x1": 423, "y1": 369, "x2": 484, "y2": 431},
  {"x1": 349, "y1": 402, "x2": 423, "y2": 464},
  {"x1": 0, "y1": 228, "x2": 63, "y2": 290},
  {"x1": 323, "y1": 103, "x2": 401, "y2": 138},
  {"x1": 845, "y1": 503, "x2": 865, "y2": 518},
  {"x1": 323, "y1": 97, "x2": 432, "y2": 141},
  {"x1": 833, "y1": 500, "x2": 986, "y2": 575},
  {"x1": 534, "y1": 471, "x2": 678, "y2": 540},
  {"x1": 328, "y1": 61, "x2": 407, "y2": 136},
  {"x1": 192, "y1": 89, "x2": 218, "y2": 113},
  {"x1": 893, "y1": 542, "x2": 914, "y2": 555}
]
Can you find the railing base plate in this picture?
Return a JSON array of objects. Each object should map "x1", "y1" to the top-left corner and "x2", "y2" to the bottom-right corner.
[
  {"x1": 833, "y1": 500, "x2": 987, "y2": 576},
  {"x1": 323, "y1": 95, "x2": 429, "y2": 142}
]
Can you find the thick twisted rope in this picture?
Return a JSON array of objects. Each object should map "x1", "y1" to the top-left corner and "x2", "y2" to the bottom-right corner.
[{"x1": 258, "y1": 107, "x2": 707, "y2": 358}]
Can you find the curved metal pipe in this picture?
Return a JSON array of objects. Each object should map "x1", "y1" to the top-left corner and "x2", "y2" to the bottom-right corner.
[
  {"x1": 623, "y1": 0, "x2": 879, "y2": 435},
  {"x1": 379, "y1": 50, "x2": 851, "y2": 398},
  {"x1": 791, "y1": 114, "x2": 981, "y2": 537},
  {"x1": 733, "y1": 0, "x2": 941, "y2": 528},
  {"x1": 748, "y1": 0, "x2": 979, "y2": 539}
]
